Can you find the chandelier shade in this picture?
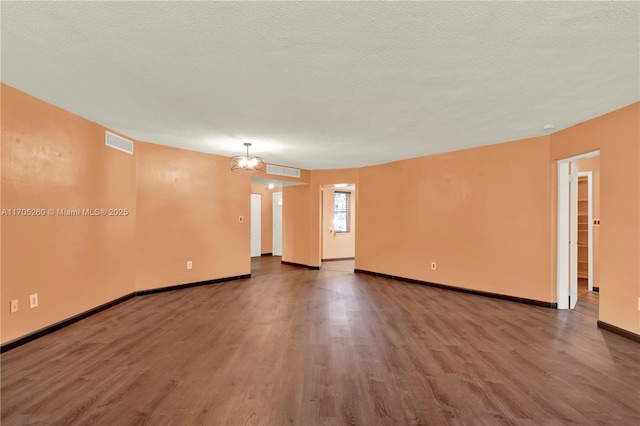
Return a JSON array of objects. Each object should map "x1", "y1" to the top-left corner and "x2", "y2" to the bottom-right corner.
[{"x1": 231, "y1": 143, "x2": 265, "y2": 173}]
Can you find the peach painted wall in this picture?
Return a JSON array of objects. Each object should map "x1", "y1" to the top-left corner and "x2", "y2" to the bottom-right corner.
[
  {"x1": 355, "y1": 136, "x2": 553, "y2": 302},
  {"x1": 136, "y1": 142, "x2": 251, "y2": 291},
  {"x1": 251, "y1": 183, "x2": 281, "y2": 254},
  {"x1": 575, "y1": 156, "x2": 600, "y2": 288},
  {"x1": 551, "y1": 103, "x2": 639, "y2": 334},
  {"x1": 1, "y1": 84, "x2": 254, "y2": 344},
  {"x1": 321, "y1": 188, "x2": 356, "y2": 260},
  {"x1": 1, "y1": 84, "x2": 136, "y2": 343},
  {"x1": 282, "y1": 184, "x2": 311, "y2": 265}
]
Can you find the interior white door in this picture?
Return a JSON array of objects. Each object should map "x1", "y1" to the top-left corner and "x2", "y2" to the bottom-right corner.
[
  {"x1": 273, "y1": 192, "x2": 283, "y2": 256},
  {"x1": 557, "y1": 162, "x2": 569, "y2": 309},
  {"x1": 250, "y1": 194, "x2": 261, "y2": 257},
  {"x1": 569, "y1": 162, "x2": 579, "y2": 309}
]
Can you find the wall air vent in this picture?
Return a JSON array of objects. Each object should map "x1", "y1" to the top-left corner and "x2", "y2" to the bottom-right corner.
[
  {"x1": 105, "y1": 131, "x2": 134, "y2": 155},
  {"x1": 266, "y1": 164, "x2": 300, "y2": 178}
]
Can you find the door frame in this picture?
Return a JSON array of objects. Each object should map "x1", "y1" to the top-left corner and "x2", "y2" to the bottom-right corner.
[
  {"x1": 556, "y1": 150, "x2": 599, "y2": 309},
  {"x1": 272, "y1": 191, "x2": 283, "y2": 256},
  {"x1": 250, "y1": 193, "x2": 262, "y2": 257},
  {"x1": 570, "y1": 162, "x2": 578, "y2": 309},
  {"x1": 577, "y1": 171, "x2": 594, "y2": 291},
  {"x1": 317, "y1": 183, "x2": 357, "y2": 267}
]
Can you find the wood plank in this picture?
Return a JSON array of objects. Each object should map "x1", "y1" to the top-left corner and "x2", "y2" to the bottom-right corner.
[{"x1": 1, "y1": 257, "x2": 638, "y2": 425}]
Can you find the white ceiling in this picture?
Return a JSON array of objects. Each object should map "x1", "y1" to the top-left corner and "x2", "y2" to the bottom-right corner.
[{"x1": 2, "y1": 2, "x2": 638, "y2": 170}]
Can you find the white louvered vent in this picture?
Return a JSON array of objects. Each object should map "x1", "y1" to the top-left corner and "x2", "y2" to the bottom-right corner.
[
  {"x1": 266, "y1": 164, "x2": 300, "y2": 178},
  {"x1": 105, "y1": 131, "x2": 134, "y2": 154}
]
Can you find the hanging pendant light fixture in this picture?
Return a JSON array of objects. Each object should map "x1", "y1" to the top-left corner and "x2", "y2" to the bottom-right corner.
[{"x1": 231, "y1": 142, "x2": 265, "y2": 173}]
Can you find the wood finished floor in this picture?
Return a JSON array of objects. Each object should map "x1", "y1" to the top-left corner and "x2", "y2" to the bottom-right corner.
[{"x1": 2, "y1": 257, "x2": 639, "y2": 425}]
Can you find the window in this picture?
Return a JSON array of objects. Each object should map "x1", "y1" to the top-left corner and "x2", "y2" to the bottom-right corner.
[{"x1": 333, "y1": 191, "x2": 350, "y2": 233}]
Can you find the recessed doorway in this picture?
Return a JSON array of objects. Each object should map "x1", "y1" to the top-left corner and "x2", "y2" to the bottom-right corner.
[
  {"x1": 321, "y1": 184, "x2": 356, "y2": 271},
  {"x1": 556, "y1": 150, "x2": 600, "y2": 310}
]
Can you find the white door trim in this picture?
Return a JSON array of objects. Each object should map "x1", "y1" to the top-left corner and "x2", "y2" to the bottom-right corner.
[
  {"x1": 578, "y1": 171, "x2": 594, "y2": 291},
  {"x1": 250, "y1": 193, "x2": 262, "y2": 257},
  {"x1": 272, "y1": 192, "x2": 282, "y2": 256},
  {"x1": 569, "y1": 162, "x2": 578, "y2": 309},
  {"x1": 557, "y1": 162, "x2": 570, "y2": 309}
]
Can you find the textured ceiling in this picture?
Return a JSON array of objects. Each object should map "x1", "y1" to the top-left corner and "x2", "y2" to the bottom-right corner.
[{"x1": 2, "y1": 2, "x2": 638, "y2": 169}]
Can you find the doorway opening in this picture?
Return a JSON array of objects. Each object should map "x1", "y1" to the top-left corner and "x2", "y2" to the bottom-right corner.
[
  {"x1": 557, "y1": 150, "x2": 600, "y2": 311},
  {"x1": 321, "y1": 184, "x2": 356, "y2": 272},
  {"x1": 250, "y1": 178, "x2": 301, "y2": 276},
  {"x1": 577, "y1": 172, "x2": 593, "y2": 291}
]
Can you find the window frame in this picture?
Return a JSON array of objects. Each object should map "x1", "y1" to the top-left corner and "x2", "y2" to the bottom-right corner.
[{"x1": 333, "y1": 191, "x2": 351, "y2": 234}]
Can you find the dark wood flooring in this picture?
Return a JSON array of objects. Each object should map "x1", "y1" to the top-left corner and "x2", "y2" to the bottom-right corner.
[
  {"x1": 1, "y1": 257, "x2": 638, "y2": 425},
  {"x1": 576, "y1": 278, "x2": 599, "y2": 321}
]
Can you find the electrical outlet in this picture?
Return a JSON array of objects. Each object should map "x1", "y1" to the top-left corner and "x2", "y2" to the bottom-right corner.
[
  {"x1": 187, "y1": 261, "x2": 193, "y2": 270},
  {"x1": 30, "y1": 293, "x2": 39, "y2": 308},
  {"x1": 431, "y1": 262, "x2": 437, "y2": 270},
  {"x1": 10, "y1": 299, "x2": 18, "y2": 314}
]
